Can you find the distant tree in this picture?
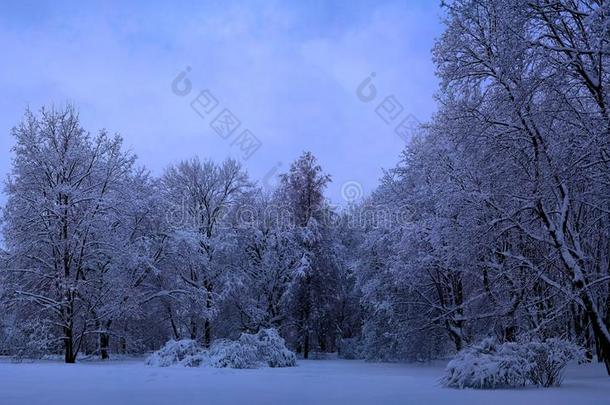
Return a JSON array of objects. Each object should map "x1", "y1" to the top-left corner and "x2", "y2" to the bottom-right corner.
[
  {"x1": 161, "y1": 158, "x2": 250, "y2": 347},
  {"x1": 276, "y1": 152, "x2": 340, "y2": 358},
  {"x1": 228, "y1": 192, "x2": 298, "y2": 333}
]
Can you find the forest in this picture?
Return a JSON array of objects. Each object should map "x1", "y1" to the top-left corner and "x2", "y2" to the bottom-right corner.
[{"x1": 0, "y1": 0, "x2": 609, "y2": 390}]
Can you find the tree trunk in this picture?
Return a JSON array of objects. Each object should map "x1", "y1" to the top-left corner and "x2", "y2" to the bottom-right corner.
[
  {"x1": 303, "y1": 331, "x2": 309, "y2": 359},
  {"x1": 120, "y1": 336, "x2": 127, "y2": 354},
  {"x1": 98, "y1": 320, "x2": 112, "y2": 360},
  {"x1": 318, "y1": 330, "x2": 327, "y2": 352},
  {"x1": 203, "y1": 280, "x2": 213, "y2": 347},
  {"x1": 537, "y1": 197, "x2": 610, "y2": 375},
  {"x1": 166, "y1": 305, "x2": 180, "y2": 340},
  {"x1": 448, "y1": 324, "x2": 464, "y2": 352},
  {"x1": 190, "y1": 318, "x2": 198, "y2": 341},
  {"x1": 64, "y1": 325, "x2": 75, "y2": 364},
  {"x1": 63, "y1": 293, "x2": 76, "y2": 363},
  {"x1": 100, "y1": 332, "x2": 110, "y2": 360},
  {"x1": 587, "y1": 307, "x2": 610, "y2": 375},
  {"x1": 204, "y1": 319, "x2": 211, "y2": 348}
]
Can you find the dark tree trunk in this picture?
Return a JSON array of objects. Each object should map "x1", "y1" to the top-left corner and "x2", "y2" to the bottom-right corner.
[
  {"x1": 583, "y1": 301, "x2": 610, "y2": 375},
  {"x1": 301, "y1": 276, "x2": 312, "y2": 359},
  {"x1": 449, "y1": 328, "x2": 463, "y2": 352},
  {"x1": 318, "y1": 330, "x2": 327, "y2": 352},
  {"x1": 100, "y1": 332, "x2": 110, "y2": 360},
  {"x1": 99, "y1": 320, "x2": 112, "y2": 360},
  {"x1": 591, "y1": 322, "x2": 610, "y2": 374},
  {"x1": 64, "y1": 325, "x2": 75, "y2": 364},
  {"x1": 584, "y1": 321, "x2": 593, "y2": 362},
  {"x1": 303, "y1": 332, "x2": 309, "y2": 359},
  {"x1": 190, "y1": 318, "x2": 198, "y2": 340},
  {"x1": 166, "y1": 305, "x2": 180, "y2": 340},
  {"x1": 203, "y1": 279, "x2": 213, "y2": 348},
  {"x1": 204, "y1": 319, "x2": 212, "y2": 348},
  {"x1": 120, "y1": 336, "x2": 127, "y2": 354},
  {"x1": 577, "y1": 288, "x2": 610, "y2": 375}
]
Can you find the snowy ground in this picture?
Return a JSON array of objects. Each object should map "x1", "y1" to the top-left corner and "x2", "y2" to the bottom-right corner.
[{"x1": 0, "y1": 358, "x2": 609, "y2": 405}]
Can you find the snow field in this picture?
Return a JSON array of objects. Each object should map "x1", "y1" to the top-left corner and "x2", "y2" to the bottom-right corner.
[{"x1": 0, "y1": 359, "x2": 608, "y2": 405}]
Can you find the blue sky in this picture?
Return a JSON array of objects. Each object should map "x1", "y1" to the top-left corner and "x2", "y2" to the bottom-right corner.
[{"x1": 0, "y1": 0, "x2": 443, "y2": 204}]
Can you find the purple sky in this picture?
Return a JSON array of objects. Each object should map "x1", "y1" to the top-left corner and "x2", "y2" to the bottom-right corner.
[{"x1": 0, "y1": 0, "x2": 443, "y2": 205}]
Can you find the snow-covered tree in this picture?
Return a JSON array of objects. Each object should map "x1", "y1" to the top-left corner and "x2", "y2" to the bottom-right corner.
[
  {"x1": 1, "y1": 106, "x2": 137, "y2": 362},
  {"x1": 275, "y1": 152, "x2": 342, "y2": 358},
  {"x1": 160, "y1": 157, "x2": 250, "y2": 346}
]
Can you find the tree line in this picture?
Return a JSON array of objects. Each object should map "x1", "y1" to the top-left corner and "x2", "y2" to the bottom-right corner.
[{"x1": 0, "y1": 0, "x2": 609, "y2": 377}]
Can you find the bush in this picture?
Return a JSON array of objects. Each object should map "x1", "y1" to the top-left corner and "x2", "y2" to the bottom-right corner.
[
  {"x1": 146, "y1": 328, "x2": 296, "y2": 369},
  {"x1": 443, "y1": 338, "x2": 532, "y2": 389},
  {"x1": 526, "y1": 338, "x2": 585, "y2": 387},
  {"x1": 442, "y1": 337, "x2": 584, "y2": 389},
  {"x1": 145, "y1": 339, "x2": 203, "y2": 367},
  {"x1": 208, "y1": 339, "x2": 260, "y2": 369},
  {"x1": 239, "y1": 328, "x2": 297, "y2": 367},
  {"x1": 180, "y1": 352, "x2": 210, "y2": 368}
]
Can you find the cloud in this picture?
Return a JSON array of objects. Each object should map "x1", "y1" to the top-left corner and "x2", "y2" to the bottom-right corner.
[{"x1": 0, "y1": 0, "x2": 443, "y2": 205}]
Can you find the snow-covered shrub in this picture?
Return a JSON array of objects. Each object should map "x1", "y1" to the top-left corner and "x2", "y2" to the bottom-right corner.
[
  {"x1": 180, "y1": 352, "x2": 210, "y2": 368},
  {"x1": 338, "y1": 337, "x2": 363, "y2": 359},
  {"x1": 443, "y1": 338, "x2": 586, "y2": 389},
  {"x1": 145, "y1": 339, "x2": 203, "y2": 367},
  {"x1": 147, "y1": 329, "x2": 296, "y2": 369},
  {"x1": 442, "y1": 338, "x2": 532, "y2": 389},
  {"x1": 239, "y1": 328, "x2": 296, "y2": 367},
  {"x1": 526, "y1": 338, "x2": 585, "y2": 387},
  {"x1": 208, "y1": 329, "x2": 296, "y2": 369},
  {"x1": 208, "y1": 339, "x2": 260, "y2": 369}
]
